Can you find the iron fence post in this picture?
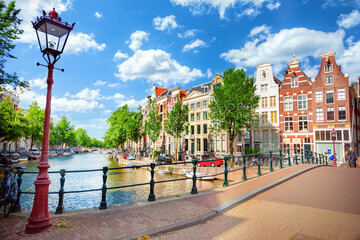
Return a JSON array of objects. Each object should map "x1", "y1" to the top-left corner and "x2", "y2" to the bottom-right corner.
[
  {"x1": 294, "y1": 148, "x2": 298, "y2": 165},
  {"x1": 55, "y1": 169, "x2": 66, "y2": 214},
  {"x1": 242, "y1": 154, "x2": 247, "y2": 180},
  {"x1": 13, "y1": 168, "x2": 24, "y2": 212},
  {"x1": 279, "y1": 149, "x2": 283, "y2": 169},
  {"x1": 269, "y1": 151, "x2": 273, "y2": 172},
  {"x1": 287, "y1": 148, "x2": 291, "y2": 166},
  {"x1": 316, "y1": 153, "x2": 318, "y2": 164},
  {"x1": 257, "y1": 152, "x2": 261, "y2": 176},
  {"x1": 306, "y1": 150, "x2": 310, "y2": 164},
  {"x1": 148, "y1": 163, "x2": 156, "y2": 201},
  {"x1": 99, "y1": 166, "x2": 108, "y2": 209},
  {"x1": 311, "y1": 151, "x2": 314, "y2": 164},
  {"x1": 191, "y1": 159, "x2": 198, "y2": 193},
  {"x1": 223, "y1": 157, "x2": 229, "y2": 187},
  {"x1": 325, "y1": 156, "x2": 328, "y2": 165},
  {"x1": 301, "y1": 149, "x2": 304, "y2": 164},
  {"x1": 319, "y1": 154, "x2": 322, "y2": 164}
]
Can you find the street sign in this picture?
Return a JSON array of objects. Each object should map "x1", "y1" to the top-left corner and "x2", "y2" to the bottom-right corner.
[{"x1": 327, "y1": 149, "x2": 331, "y2": 154}]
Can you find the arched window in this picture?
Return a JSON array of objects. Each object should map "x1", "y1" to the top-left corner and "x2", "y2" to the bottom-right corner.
[{"x1": 262, "y1": 71, "x2": 266, "y2": 80}]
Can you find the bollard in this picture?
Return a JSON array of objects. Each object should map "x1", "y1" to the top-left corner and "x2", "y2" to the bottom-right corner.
[
  {"x1": 223, "y1": 157, "x2": 229, "y2": 187},
  {"x1": 99, "y1": 166, "x2": 108, "y2": 209},
  {"x1": 191, "y1": 160, "x2": 199, "y2": 193},
  {"x1": 242, "y1": 154, "x2": 247, "y2": 180},
  {"x1": 316, "y1": 153, "x2": 318, "y2": 164},
  {"x1": 279, "y1": 149, "x2": 283, "y2": 169},
  {"x1": 269, "y1": 151, "x2": 273, "y2": 172},
  {"x1": 55, "y1": 169, "x2": 66, "y2": 214},
  {"x1": 301, "y1": 149, "x2": 304, "y2": 164},
  {"x1": 287, "y1": 148, "x2": 291, "y2": 166},
  {"x1": 306, "y1": 150, "x2": 310, "y2": 164},
  {"x1": 319, "y1": 154, "x2": 322, "y2": 164},
  {"x1": 325, "y1": 156, "x2": 328, "y2": 165},
  {"x1": 148, "y1": 163, "x2": 156, "y2": 201},
  {"x1": 311, "y1": 151, "x2": 314, "y2": 164},
  {"x1": 13, "y1": 168, "x2": 24, "y2": 212},
  {"x1": 294, "y1": 148, "x2": 298, "y2": 165},
  {"x1": 257, "y1": 152, "x2": 261, "y2": 176}
]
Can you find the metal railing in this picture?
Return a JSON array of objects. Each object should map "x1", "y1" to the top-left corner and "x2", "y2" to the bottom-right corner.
[{"x1": 11, "y1": 148, "x2": 328, "y2": 214}]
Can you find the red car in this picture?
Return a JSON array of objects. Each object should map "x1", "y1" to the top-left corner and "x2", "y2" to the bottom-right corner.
[
  {"x1": 123, "y1": 154, "x2": 128, "y2": 159},
  {"x1": 197, "y1": 157, "x2": 223, "y2": 167}
]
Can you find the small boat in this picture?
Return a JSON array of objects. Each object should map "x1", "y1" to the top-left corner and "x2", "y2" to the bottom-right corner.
[
  {"x1": 157, "y1": 169, "x2": 171, "y2": 174},
  {"x1": 28, "y1": 154, "x2": 40, "y2": 160},
  {"x1": 183, "y1": 169, "x2": 215, "y2": 180}
]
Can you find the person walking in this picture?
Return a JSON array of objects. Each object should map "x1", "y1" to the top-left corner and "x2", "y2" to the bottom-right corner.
[
  {"x1": 329, "y1": 153, "x2": 337, "y2": 166},
  {"x1": 346, "y1": 148, "x2": 357, "y2": 168}
]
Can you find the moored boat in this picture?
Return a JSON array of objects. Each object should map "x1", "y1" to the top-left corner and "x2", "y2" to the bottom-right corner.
[
  {"x1": 28, "y1": 154, "x2": 40, "y2": 160},
  {"x1": 182, "y1": 169, "x2": 215, "y2": 180}
]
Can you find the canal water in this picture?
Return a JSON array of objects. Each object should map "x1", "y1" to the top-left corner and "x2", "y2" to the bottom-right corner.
[{"x1": 18, "y1": 152, "x2": 222, "y2": 212}]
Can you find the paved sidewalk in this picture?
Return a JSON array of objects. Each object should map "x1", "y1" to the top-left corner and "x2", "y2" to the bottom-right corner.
[{"x1": 0, "y1": 164, "x2": 322, "y2": 240}]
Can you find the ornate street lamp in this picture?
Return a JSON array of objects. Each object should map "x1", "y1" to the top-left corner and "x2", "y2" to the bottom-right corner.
[
  {"x1": 26, "y1": 9, "x2": 74, "y2": 234},
  {"x1": 331, "y1": 129, "x2": 337, "y2": 167}
]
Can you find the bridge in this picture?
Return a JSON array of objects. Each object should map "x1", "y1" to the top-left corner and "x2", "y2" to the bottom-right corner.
[{"x1": 80, "y1": 148, "x2": 105, "y2": 153}]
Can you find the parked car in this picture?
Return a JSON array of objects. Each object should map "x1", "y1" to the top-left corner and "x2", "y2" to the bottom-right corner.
[
  {"x1": 197, "y1": 157, "x2": 223, "y2": 167},
  {"x1": 123, "y1": 153, "x2": 128, "y2": 159},
  {"x1": 29, "y1": 148, "x2": 41, "y2": 155},
  {"x1": 0, "y1": 151, "x2": 19, "y2": 164},
  {"x1": 127, "y1": 154, "x2": 136, "y2": 160},
  {"x1": 155, "y1": 156, "x2": 173, "y2": 165}
]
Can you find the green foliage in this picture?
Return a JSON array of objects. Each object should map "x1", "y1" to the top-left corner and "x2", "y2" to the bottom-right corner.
[
  {"x1": 51, "y1": 116, "x2": 76, "y2": 148},
  {"x1": 0, "y1": 1, "x2": 27, "y2": 88},
  {"x1": 74, "y1": 128, "x2": 91, "y2": 147},
  {"x1": 25, "y1": 101, "x2": 45, "y2": 149},
  {"x1": 145, "y1": 99, "x2": 162, "y2": 162},
  {"x1": 126, "y1": 107, "x2": 143, "y2": 154},
  {"x1": 209, "y1": 67, "x2": 259, "y2": 164},
  {"x1": 164, "y1": 93, "x2": 189, "y2": 162},
  {"x1": 104, "y1": 105, "x2": 130, "y2": 148}
]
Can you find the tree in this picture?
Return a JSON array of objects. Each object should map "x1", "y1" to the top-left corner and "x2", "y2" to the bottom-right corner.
[
  {"x1": 126, "y1": 107, "x2": 143, "y2": 158},
  {"x1": 25, "y1": 101, "x2": 45, "y2": 150},
  {"x1": 74, "y1": 128, "x2": 90, "y2": 147},
  {"x1": 0, "y1": 1, "x2": 27, "y2": 88},
  {"x1": 51, "y1": 116, "x2": 75, "y2": 148},
  {"x1": 145, "y1": 99, "x2": 162, "y2": 162},
  {"x1": 104, "y1": 105, "x2": 130, "y2": 149},
  {"x1": 164, "y1": 93, "x2": 189, "y2": 163},
  {"x1": 209, "y1": 68, "x2": 259, "y2": 165}
]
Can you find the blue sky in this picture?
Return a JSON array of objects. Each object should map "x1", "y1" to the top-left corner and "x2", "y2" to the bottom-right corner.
[{"x1": 4, "y1": 0, "x2": 360, "y2": 140}]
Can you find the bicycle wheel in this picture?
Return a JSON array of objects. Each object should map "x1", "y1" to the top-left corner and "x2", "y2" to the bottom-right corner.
[{"x1": 3, "y1": 183, "x2": 16, "y2": 217}]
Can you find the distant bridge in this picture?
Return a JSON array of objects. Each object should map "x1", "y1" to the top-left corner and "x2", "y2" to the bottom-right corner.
[{"x1": 81, "y1": 148, "x2": 105, "y2": 153}]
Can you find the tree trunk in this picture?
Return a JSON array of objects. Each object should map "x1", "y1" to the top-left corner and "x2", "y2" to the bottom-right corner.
[
  {"x1": 175, "y1": 136, "x2": 178, "y2": 163},
  {"x1": 30, "y1": 136, "x2": 34, "y2": 150},
  {"x1": 241, "y1": 130, "x2": 245, "y2": 155},
  {"x1": 152, "y1": 140, "x2": 155, "y2": 163},
  {"x1": 229, "y1": 138, "x2": 234, "y2": 166}
]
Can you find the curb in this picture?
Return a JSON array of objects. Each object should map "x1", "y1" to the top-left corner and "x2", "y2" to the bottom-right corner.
[{"x1": 125, "y1": 164, "x2": 326, "y2": 239}]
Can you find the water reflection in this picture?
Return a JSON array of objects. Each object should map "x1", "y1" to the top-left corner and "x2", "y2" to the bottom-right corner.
[{"x1": 17, "y1": 152, "x2": 222, "y2": 212}]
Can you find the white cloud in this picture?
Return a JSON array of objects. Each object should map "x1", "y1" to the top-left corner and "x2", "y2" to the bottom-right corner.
[
  {"x1": 337, "y1": 10, "x2": 360, "y2": 29},
  {"x1": 108, "y1": 83, "x2": 120, "y2": 87},
  {"x1": 29, "y1": 78, "x2": 47, "y2": 89},
  {"x1": 178, "y1": 29, "x2": 198, "y2": 38},
  {"x1": 221, "y1": 28, "x2": 345, "y2": 72},
  {"x1": 94, "y1": 80, "x2": 107, "y2": 86},
  {"x1": 73, "y1": 88, "x2": 102, "y2": 100},
  {"x1": 153, "y1": 15, "x2": 178, "y2": 31},
  {"x1": 183, "y1": 39, "x2": 207, "y2": 52},
  {"x1": 115, "y1": 49, "x2": 203, "y2": 86},
  {"x1": 338, "y1": 40, "x2": 360, "y2": 81},
  {"x1": 128, "y1": 31, "x2": 149, "y2": 52},
  {"x1": 104, "y1": 93, "x2": 125, "y2": 100},
  {"x1": 249, "y1": 24, "x2": 270, "y2": 37},
  {"x1": 206, "y1": 68, "x2": 213, "y2": 78},
  {"x1": 95, "y1": 12, "x2": 102, "y2": 18},
  {"x1": 15, "y1": 0, "x2": 105, "y2": 54},
  {"x1": 170, "y1": 0, "x2": 280, "y2": 19},
  {"x1": 77, "y1": 118, "x2": 108, "y2": 130},
  {"x1": 114, "y1": 50, "x2": 129, "y2": 60},
  {"x1": 116, "y1": 98, "x2": 148, "y2": 109}
]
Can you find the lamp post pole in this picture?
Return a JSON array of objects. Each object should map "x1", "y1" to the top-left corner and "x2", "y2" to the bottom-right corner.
[{"x1": 331, "y1": 129, "x2": 337, "y2": 167}]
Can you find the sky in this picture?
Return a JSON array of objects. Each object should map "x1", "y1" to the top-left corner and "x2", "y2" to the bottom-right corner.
[{"x1": 4, "y1": 0, "x2": 360, "y2": 140}]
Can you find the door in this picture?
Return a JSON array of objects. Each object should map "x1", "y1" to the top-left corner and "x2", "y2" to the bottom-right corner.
[{"x1": 191, "y1": 140, "x2": 194, "y2": 154}]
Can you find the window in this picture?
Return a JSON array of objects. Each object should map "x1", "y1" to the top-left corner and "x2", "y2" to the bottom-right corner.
[
  {"x1": 190, "y1": 114, "x2": 194, "y2": 122},
  {"x1": 197, "y1": 125, "x2": 201, "y2": 134},
  {"x1": 285, "y1": 117, "x2": 293, "y2": 132},
  {"x1": 271, "y1": 111, "x2": 277, "y2": 123},
  {"x1": 261, "y1": 112, "x2": 268, "y2": 124},
  {"x1": 284, "y1": 96, "x2": 293, "y2": 111},
  {"x1": 261, "y1": 84, "x2": 268, "y2": 91},
  {"x1": 262, "y1": 71, "x2": 266, "y2": 80},
  {"x1": 197, "y1": 102, "x2": 201, "y2": 109},
  {"x1": 337, "y1": 88, "x2": 345, "y2": 100},
  {"x1": 270, "y1": 96, "x2": 276, "y2": 107},
  {"x1": 327, "y1": 106, "x2": 334, "y2": 121},
  {"x1": 325, "y1": 64, "x2": 332, "y2": 73},
  {"x1": 222, "y1": 134, "x2": 226, "y2": 151},
  {"x1": 338, "y1": 106, "x2": 346, "y2": 120},
  {"x1": 344, "y1": 130, "x2": 349, "y2": 141},
  {"x1": 204, "y1": 87, "x2": 208, "y2": 93},
  {"x1": 298, "y1": 95, "x2": 307, "y2": 110},
  {"x1": 325, "y1": 75, "x2": 333, "y2": 84},
  {"x1": 203, "y1": 139, "x2": 208, "y2": 152},
  {"x1": 160, "y1": 105, "x2": 163, "y2": 112},
  {"x1": 191, "y1": 104, "x2": 195, "y2": 110},
  {"x1": 316, "y1": 108, "x2": 324, "y2": 122},
  {"x1": 197, "y1": 139, "x2": 201, "y2": 151},
  {"x1": 203, "y1": 100, "x2": 207, "y2": 108},
  {"x1": 315, "y1": 91, "x2": 323, "y2": 102},
  {"x1": 203, "y1": 124, "x2": 208, "y2": 134},
  {"x1": 191, "y1": 125, "x2": 194, "y2": 134},
  {"x1": 291, "y1": 77, "x2": 297, "y2": 87},
  {"x1": 216, "y1": 135, "x2": 220, "y2": 151},
  {"x1": 174, "y1": 97, "x2": 177, "y2": 103},
  {"x1": 261, "y1": 97, "x2": 268, "y2": 108},
  {"x1": 203, "y1": 111, "x2": 208, "y2": 120},
  {"x1": 196, "y1": 113, "x2": 201, "y2": 121},
  {"x1": 326, "y1": 90, "x2": 334, "y2": 104},
  {"x1": 299, "y1": 116, "x2": 308, "y2": 131}
]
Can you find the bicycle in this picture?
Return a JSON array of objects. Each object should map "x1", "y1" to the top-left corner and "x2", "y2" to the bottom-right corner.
[{"x1": 0, "y1": 164, "x2": 25, "y2": 217}]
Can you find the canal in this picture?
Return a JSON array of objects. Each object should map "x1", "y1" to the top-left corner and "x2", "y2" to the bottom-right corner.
[{"x1": 17, "y1": 152, "x2": 222, "y2": 212}]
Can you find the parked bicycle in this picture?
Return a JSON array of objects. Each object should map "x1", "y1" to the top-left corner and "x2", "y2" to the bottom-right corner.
[{"x1": 0, "y1": 164, "x2": 25, "y2": 217}]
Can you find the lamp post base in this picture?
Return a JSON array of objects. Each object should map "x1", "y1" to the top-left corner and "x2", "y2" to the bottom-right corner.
[{"x1": 25, "y1": 220, "x2": 52, "y2": 234}]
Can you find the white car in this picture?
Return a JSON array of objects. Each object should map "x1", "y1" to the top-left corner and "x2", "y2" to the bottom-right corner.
[
  {"x1": 29, "y1": 148, "x2": 41, "y2": 155},
  {"x1": 127, "y1": 154, "x2": 136, "y2": 160}
]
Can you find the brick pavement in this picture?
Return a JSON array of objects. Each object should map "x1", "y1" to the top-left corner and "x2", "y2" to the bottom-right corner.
[{"x1": 0, "y1": 164, "x2": 329, "y2": 240}]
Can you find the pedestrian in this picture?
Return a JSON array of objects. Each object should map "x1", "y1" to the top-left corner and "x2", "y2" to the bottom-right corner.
[
  {"x1": 329, "y1": 153, "x2": 337, "y2": 166},
  {"x1": 346, "y1": 148, "x2": 357, "y2": 168}
]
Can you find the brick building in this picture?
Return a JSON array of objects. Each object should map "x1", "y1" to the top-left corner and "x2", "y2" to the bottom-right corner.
[{"x1": 279, "y1": 55, "x2": 314, "y2": 154}]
